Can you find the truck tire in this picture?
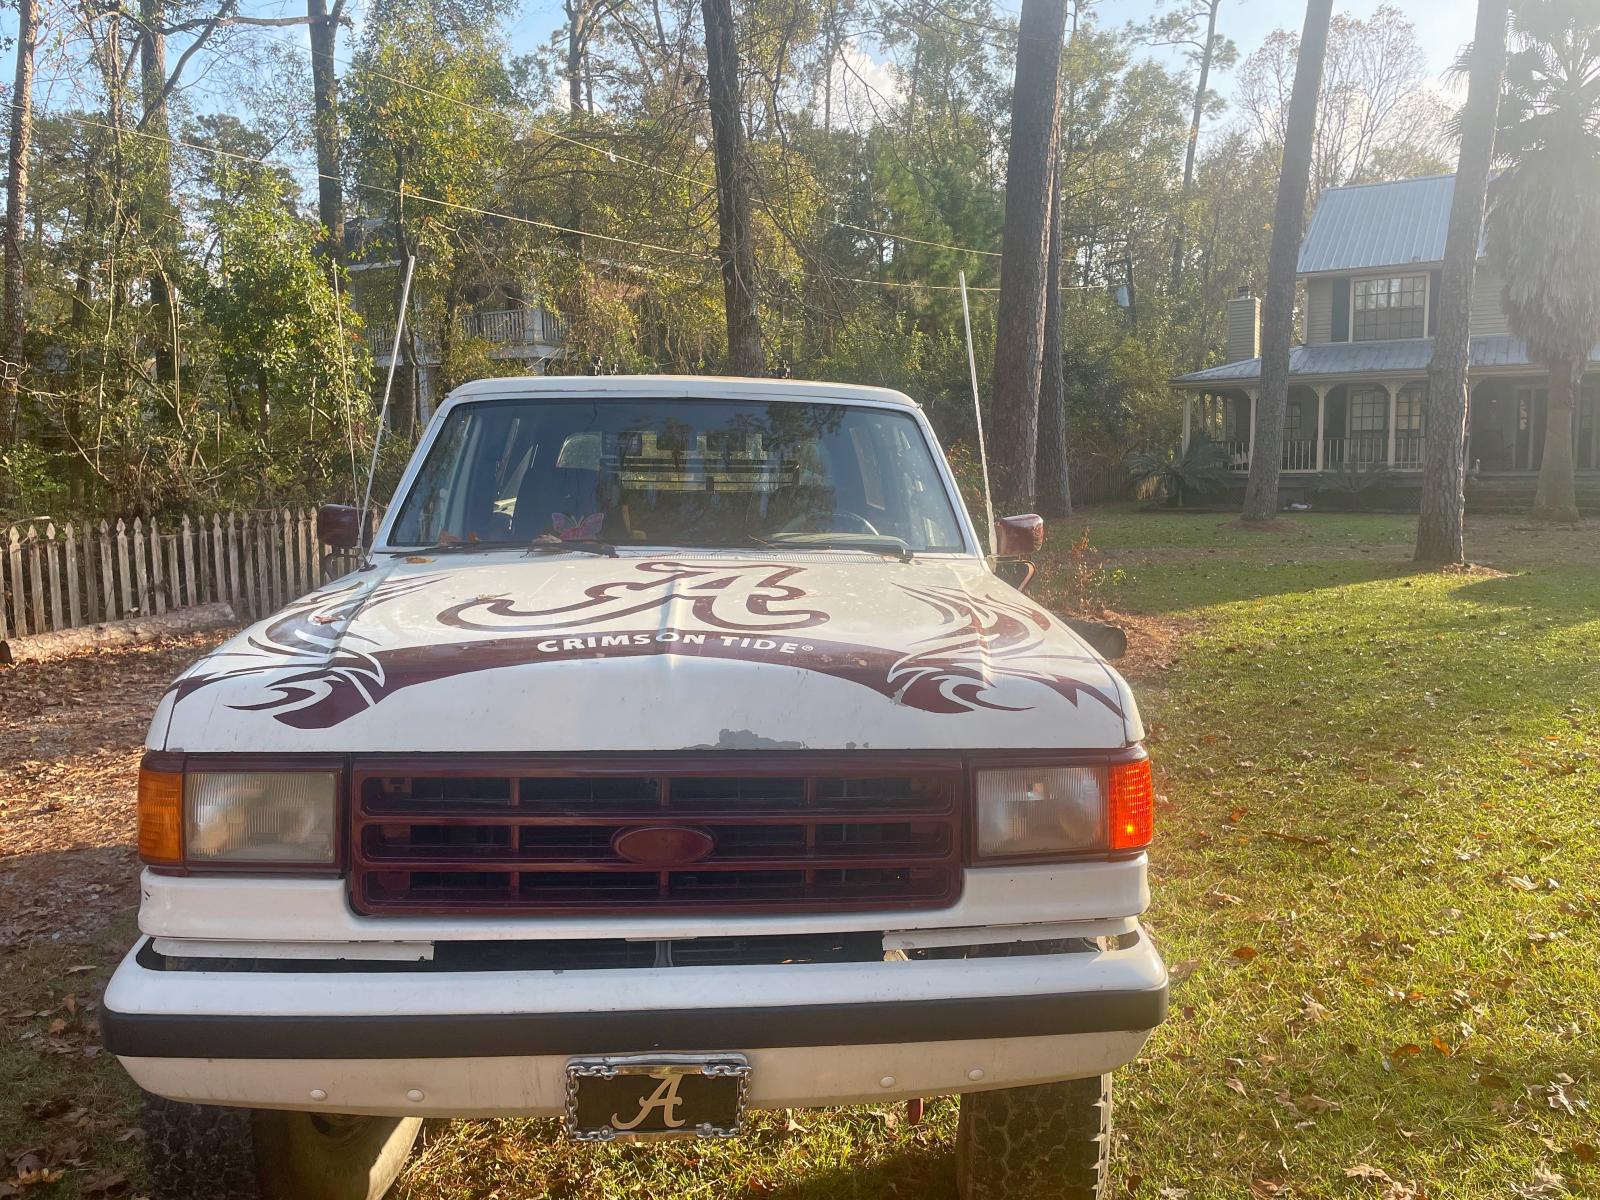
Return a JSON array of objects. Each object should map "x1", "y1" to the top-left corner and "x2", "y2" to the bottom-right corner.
[
  {"x1": 954, "y1": 1074, "x2": 1112, "y2": 1200},
  {"x1": 141, "y1": 1093, "x2": 422, "y2": 1200}
]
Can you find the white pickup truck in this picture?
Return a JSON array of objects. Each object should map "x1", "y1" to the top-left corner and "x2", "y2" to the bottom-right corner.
[{"x1": 102, "y1": 376, "x2": 1165, "y2": 1200}]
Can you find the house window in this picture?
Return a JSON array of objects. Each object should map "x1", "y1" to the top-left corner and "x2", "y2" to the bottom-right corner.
[
  {"x1": 1396, "y1": 385, "x2": 1424, "y2": 434},
  {"x1": 1348, "y1": 386, "x2": 1389, "y2": 434},
  {"x1": 1352, "y1": 275, "x2": 1427, "y2": 341}
]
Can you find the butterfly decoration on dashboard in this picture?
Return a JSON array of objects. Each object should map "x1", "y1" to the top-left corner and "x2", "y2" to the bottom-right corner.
[{"x1": 552, "y1": 511, "x2": 605, "y2": 541}]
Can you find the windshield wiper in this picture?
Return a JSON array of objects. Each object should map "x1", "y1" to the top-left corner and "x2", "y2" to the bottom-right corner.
[
  {"x1": 754, "y1": 534, "x2": 914, "y2": 562},
  {"x1": 398, "y1": 540, "x2": 528, "y2": 556},
  {"x1": 396, "y1": 538, "x2": 618, "y2": 558},
  {"x1": 526, "y1": 539, "x2": 618, "y2": 558}
]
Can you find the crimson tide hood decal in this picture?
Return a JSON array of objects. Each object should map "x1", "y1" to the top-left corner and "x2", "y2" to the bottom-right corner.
[{"x1": 168, "y1": 559, "x2": 1121, "y2": 729}]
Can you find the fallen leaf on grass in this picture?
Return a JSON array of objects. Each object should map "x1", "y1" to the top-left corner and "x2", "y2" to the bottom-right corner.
[
  {"x1": 82, "y1": 1173, "x2": 128, "y2": 1195},
  {"x1": 1565, "y1": 1142, "x2": 1597, "y2": 1163},
  {"x1": 1231, "y1": 945, "x2": 1259, "y2": 962},
  {"x1": 1169, "y1": 959, "x2": 1201, "y2": 984},
  {"x1": 1225, "y1": 1078, "x2": 1248, "y2": 1098},
  {"x1": 1347, "y1": 1164, "x2": 1395, "y2": 1183},
  {"x1": 1391, "y1": 1043, "x2": 1422, "y2": 1060}
]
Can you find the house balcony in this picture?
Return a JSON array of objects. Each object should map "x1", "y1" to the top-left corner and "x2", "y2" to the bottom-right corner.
[{"x1": 366, "y1": 307, "x2": 566, "y2": 368}]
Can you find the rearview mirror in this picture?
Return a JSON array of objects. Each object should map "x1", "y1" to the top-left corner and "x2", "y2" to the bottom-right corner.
[
  {"x1": 994, "y1": 513, "x2": 1045, "y2": 557},
  {"x1": 317, "y1": 504, "x2": 363, "y2": 551}
]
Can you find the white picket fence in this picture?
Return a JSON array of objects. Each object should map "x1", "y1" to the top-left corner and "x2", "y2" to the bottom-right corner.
[{"x1": 0, "y1": 509, "x2": 346, "y2": 643}]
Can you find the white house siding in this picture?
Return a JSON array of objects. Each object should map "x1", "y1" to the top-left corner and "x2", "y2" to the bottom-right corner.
[
  {"x1": 1305, "y1": 278, "x2": 1334, "y2": 344},
  {"x1": 1471, "y1": 268, "x2": 1511, "y2": 337}
]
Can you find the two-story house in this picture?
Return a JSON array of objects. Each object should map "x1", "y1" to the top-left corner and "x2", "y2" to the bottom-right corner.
[{"x1": 1171, "y1": 174, "x2": 1600, "y2": 495}]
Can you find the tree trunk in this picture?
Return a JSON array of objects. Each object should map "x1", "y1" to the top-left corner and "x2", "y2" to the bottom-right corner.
[
  {"x1": 702, "y1": 0, "x2": 764, "y2": 375},
  {"x1": 1169, "y1": 0, "x2": 1220, "y2": 292},
  {"x1": 1, "y1": 0, "x2": 38, "y2": 448},
  {"x1": 1241, "y1": 0, "x2": 1333, "y2": 523},
  {"x1": 307, "y1": 0, "x2": 345, "y2": 257},
  {"x1": 1533, "y1": 360, "x2": 1581, "y2": 522},
  {"x1": 1415, "y1": 0, "x2": 1507, "y2": 564},
  {"x1": 566, "y1": 0, "x2": 587, "y2": 114},
  {"x1": 139, "y1": 0, "x2": 178, "y2": 390},
  {"x1": 1036, "y1": 147, "x2": 1071, "y2": 517},
  {"x1": 989, "y1": 0, "x2": 1069, "y2": 510}
]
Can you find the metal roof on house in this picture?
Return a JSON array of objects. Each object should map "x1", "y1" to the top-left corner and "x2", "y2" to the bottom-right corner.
[
  {"x1": 1296, "y1": 175, "x2": 1458, "y2": 275},
  {"x1": 1171, "y1": 335, "x2": 1600, "y2": 387}
]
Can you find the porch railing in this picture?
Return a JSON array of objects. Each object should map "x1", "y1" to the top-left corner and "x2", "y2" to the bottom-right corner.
[
  {"x1": 1324, "y1": 435, "x2": 1391, "y2": 467},
  {"x1": 1281, "y1": 439, "x2": 1317, "y2": 471},
  {"x1": 1219, "y1": 439, "x2": 1251, "y2": 471}
]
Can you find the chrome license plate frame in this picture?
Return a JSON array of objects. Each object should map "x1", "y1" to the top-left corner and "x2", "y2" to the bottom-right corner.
[{"x1": 564, "y1": 1053, "x2": 751, "y2": 1142}]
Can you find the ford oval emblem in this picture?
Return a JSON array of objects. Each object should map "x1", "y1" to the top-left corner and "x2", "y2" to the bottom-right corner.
[{"x1": 612, "y1": 825, "x2": 716, "y2": 867}]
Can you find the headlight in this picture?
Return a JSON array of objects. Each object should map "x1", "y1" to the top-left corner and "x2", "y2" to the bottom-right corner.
[
  {"x1": 974, "y1": 759, "x2": 1152, "y2": 859},
  {"x1": 184, "y1": 771, "x2": 339, "y2": 864}
]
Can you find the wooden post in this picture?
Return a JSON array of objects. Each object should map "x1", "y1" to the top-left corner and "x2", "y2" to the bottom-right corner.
[
  {"x1": 6, "y1": 525, "x2": 23, "y2": 637},
  {"x1": 1247, "y1": 389, "x2": 1259, "y2": 467},
  {"x1": 1315, "y1": 386, "x2": 1328, "y2": 472},
  {"x1": 271, "y1": 509, "x2": 288, "y2": 608},
  {"x1": 149, "y1": 517, "x2": 167, "y2": 614},
  {"x1": 1386, "y1": 382, "x2": 1398, "y2": 466},
  {"x1": 0, "y1": 528, "x2": 8, "y2": 644},
  {"x1": 1181, "y1": 394, "x2": 1192, "y2": 452},
  {"x1": 165, "y1": 525, "x2": 180, "y2": 613},
  {"x1": 230, "y1": 515, "x2": 244, "y2": 620},
  {"x1": 256, "y1": 513, "x2": 273, "y2": 614},
  {"x1": 132, "y1": 518, "x2": 150, "y2": 615},
  {"x1": 181, "y1": 515, "x2": 197, "y2": 607},
  {"x1": 64, "y1": 522, "x2": 81, "y2": 628},
  {"x1": 80, "y1": 522, "x2": 97, "y2": 624},
  {"x1": 115, "y1": 519, "x2": 132, "y2": 616},
  {"x1": 212, "y1": 514, "x2": 227, "y2": 607},
  {"x1": 44, "y1": 523, "x2": 63, "y2": 630},
  {"x1": 100, "y1": 520, "x2": 116, "y2": 620},
  {"x1": 27, "y1": 525, "x2": 45, "y2": 633}
]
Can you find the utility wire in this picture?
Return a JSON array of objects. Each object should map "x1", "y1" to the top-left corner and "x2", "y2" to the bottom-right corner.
[
  {"x1": 212, "y1": 25, "x2": 1008, "y2": 262},
  {"x1": 17, "y1": 101, "x2": 1006, "y2": 294}
]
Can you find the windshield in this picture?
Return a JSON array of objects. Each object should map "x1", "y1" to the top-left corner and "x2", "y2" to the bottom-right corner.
[{"x1": 387, "y1": 397, "x2": 969, "y2": 552}]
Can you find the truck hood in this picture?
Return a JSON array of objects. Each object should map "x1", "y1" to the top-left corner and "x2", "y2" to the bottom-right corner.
[{"x1": 152, "y1": 552, "x2": 1140, "y2": 753}]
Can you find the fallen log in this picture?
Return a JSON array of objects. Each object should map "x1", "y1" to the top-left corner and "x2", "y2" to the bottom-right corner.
[{"x1": 1, "y1": 602, "x2": 237, "y2": 665}]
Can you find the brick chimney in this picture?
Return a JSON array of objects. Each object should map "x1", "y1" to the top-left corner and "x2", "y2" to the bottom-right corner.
[{"x1": 1226, "y1": 286, "x2": 1261, "y2": 363}]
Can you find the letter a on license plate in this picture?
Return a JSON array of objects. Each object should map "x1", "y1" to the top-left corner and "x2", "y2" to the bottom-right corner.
[{"x1": 565, "y1": 1055, "x2": 750, "y2": 1141}]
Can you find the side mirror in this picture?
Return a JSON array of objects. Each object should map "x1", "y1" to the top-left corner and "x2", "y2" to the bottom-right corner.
[
  {"x1": 317, "y1": 504, "x2": 363, "y2": 550},
  {"x1": 994, "y1": 513, "x2": 1045, "y2": 557}
]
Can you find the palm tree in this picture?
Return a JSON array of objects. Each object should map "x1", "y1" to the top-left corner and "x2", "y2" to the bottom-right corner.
[
  {"x1": 1484, "y1": 0, "x2": 1600, "y2": 523},
  {"x1": 1415, "y1": 0, "x2": 1509, "y2": 564},
  {"x1": 1241, "y1": 0, "x2": 1334, "y2": 523}
]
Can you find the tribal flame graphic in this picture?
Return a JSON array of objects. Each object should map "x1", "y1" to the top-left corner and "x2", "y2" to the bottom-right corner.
[
  {"x1": 165, "y1": 561, "x2": 1121, "y2": 728},
  {"x1": 167, "y1": 573, "x2": 445, "y2": 721},
  {"x1": 886, "y1": 585, "x2": 1118, "y2": 715}
]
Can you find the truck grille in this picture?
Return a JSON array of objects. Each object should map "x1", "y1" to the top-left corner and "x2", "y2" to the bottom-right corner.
[{"x1": 348, "y1": 760, "x2": 963, "y2": 916}]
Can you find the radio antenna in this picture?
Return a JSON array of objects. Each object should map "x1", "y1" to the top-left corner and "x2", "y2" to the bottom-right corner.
[
  {"x1": 358, "y1": 252, "x2": 417, "y2": 559},
  {"x1": 959, "y1": 270, "x2": 996, "y2": 558}
]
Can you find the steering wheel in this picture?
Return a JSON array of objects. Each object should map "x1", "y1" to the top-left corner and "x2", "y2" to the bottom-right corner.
[{"x1": 780, "y1": 510, "x2": 881, "y2": 536}]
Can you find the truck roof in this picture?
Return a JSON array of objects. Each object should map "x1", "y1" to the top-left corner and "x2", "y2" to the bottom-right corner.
[{"x1": 443, "y1": 375, "x2": 921, "y2": 410}]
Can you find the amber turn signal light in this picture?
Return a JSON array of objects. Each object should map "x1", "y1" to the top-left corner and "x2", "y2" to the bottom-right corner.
[
  {"x1": 137, "y1": 768, "x2": 184, "y2": 865},
  {"x1": 1108, "y1": 758, "x2": 1153, "y2": 851}
]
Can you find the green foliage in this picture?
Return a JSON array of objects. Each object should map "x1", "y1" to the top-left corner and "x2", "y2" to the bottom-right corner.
[
  {"x1": 1485, "y1": 0, "x2": 1600, "y2": 368},
  {"x1": 1125, "y1": 435, "x2": 1232, "y2": 506}
]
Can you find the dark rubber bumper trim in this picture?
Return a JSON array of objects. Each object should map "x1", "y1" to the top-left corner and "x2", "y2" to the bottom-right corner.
[{"x1": 102, "y1": 985, "x2": 1167, "y2": 1060}]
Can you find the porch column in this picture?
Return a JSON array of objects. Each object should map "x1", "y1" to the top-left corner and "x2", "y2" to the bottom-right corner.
[
  {"x1": 1247, "y1": 388, "x2": 1259, "y2": 466},
  {"x1": 1385, "y1": 381, "x2": 1399, "y2": 466},
  {"x1": 1314, "y1": 385, "x2": 1329, "y2": 472},
  {"x1": 1181, "y1": 392, "x2": 1193, "y2": 452}
]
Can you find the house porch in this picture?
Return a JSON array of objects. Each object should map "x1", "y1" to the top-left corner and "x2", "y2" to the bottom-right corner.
[{"x1": 1178, "y1": 375, "x2": 1600, "y2": 478}]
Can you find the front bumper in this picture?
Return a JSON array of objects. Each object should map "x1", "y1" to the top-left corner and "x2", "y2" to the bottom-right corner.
[{"x1": 103, "y1": 930, "x2": 1167, "y2": 1117}]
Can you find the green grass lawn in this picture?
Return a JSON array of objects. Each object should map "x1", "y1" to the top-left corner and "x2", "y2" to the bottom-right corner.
[{"x1": 3, "y1": 508, "x2": 1596, "y2": 1198}]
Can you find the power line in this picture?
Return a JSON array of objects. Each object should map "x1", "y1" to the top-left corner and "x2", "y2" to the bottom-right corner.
[
  {"x1": 16, "y1": 101, "x2": 1001, "y2": 295},
  {"x1": 220, "y1": 24, "x2": 1008, "y2": 262}
]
